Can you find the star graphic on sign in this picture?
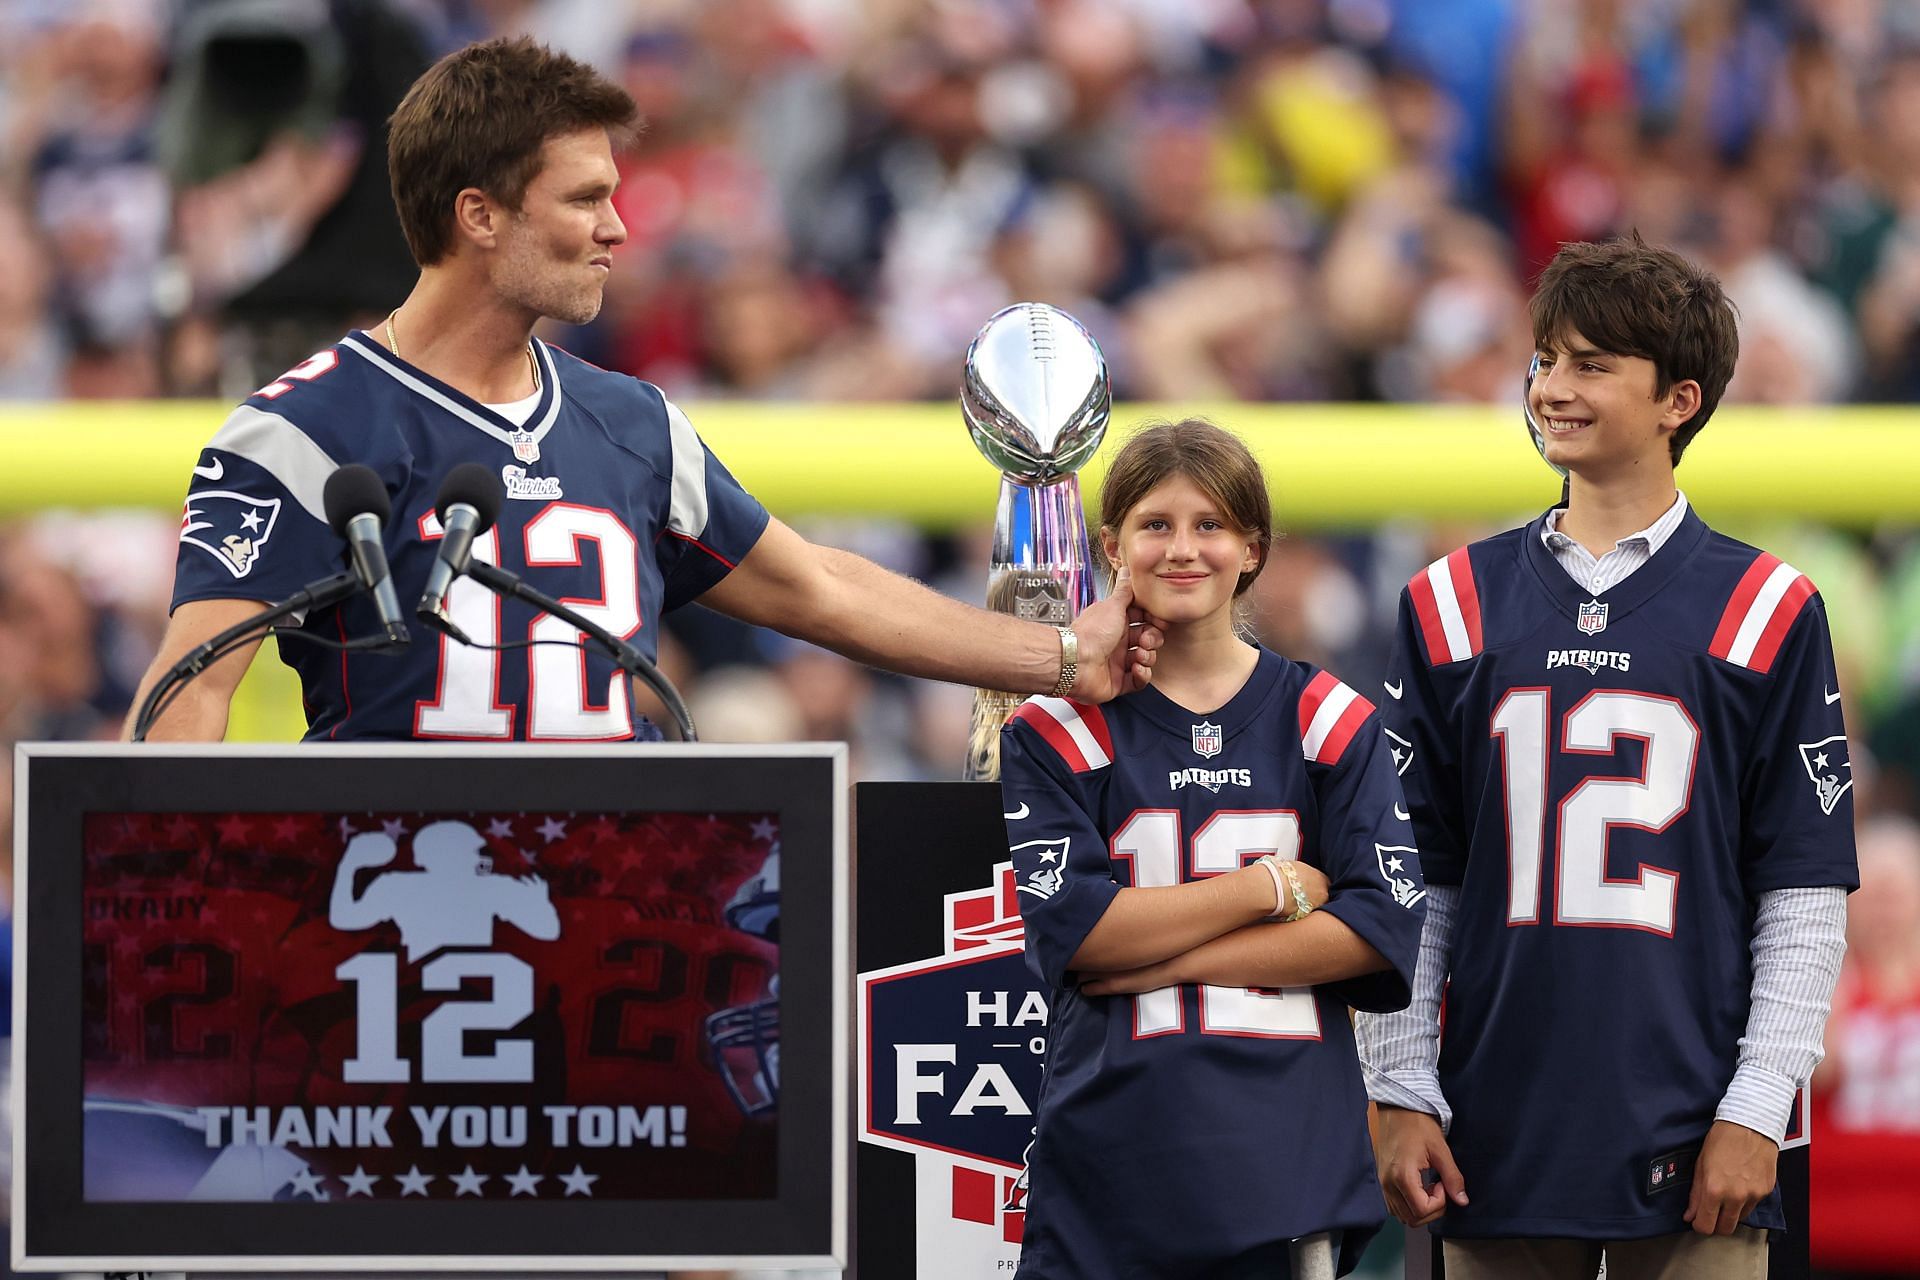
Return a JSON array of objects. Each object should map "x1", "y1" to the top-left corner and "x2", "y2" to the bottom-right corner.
[
  {"x1": 338, "y1": 816, "x2": 358, "y2": 841},
  {"x1": 340, "y1": 1166, "x2": 380, "y2": 1197},
  {"x1": 164, "y1": 815, "x2": 197, "y2": 842},
  {"x1": 287, "y1": 1167, "x2": 328, "y2": 1200},
  {"x1": 272, "y1": 816, "x2": 301, "y2": 843},
  {"x1": 216, "y1": 815, "x2": 252, "y2": 844},
  {"x1": 750, "y1": 817, "x2": 777, "y2": 842},
  {"x1": 1814, "y1": 751, "x2": 1831, "y2": 770},
  {"x1": 239, "y1": 508, "x2": 263, "y2": 532},
  {"x1": 395, "y1": 1166, "x2": 434, "y2": 1196},
  {"x1": 487, "y1": 817, "x2": 515, "y2": 840},
  {"x1": 450, "y1": 1164, "x2": 489, "y2": 1196},
  {"x1": 559, "y1": 1164, "x2": 599, "y2": 1197},
  {"x1": 1386, "y1": 856, "x2": 1405, "y2": 874},
  {"x1": 504, "y1": 1165, "x2": 544, "y2": 1197},
  {"x1": 538, "y1": 816, "x2": 568, "y2": 844},
  {"x1": 382, "y1": 817, "x2": 408, "y2": 840}
]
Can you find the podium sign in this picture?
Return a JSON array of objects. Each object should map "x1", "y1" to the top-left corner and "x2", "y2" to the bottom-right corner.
[
  {"x1": 14, "y1": 743, "x2": 847, "y2": 1273},
  {"x1": 856, "y1": 781, "x2": 1042, "y2": 1276}
]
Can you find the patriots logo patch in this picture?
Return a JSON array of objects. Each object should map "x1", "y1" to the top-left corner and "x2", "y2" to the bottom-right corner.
[
  {"x1": 1374, "y1": 843, "x2": 1424, "y2": 909},
  {"x1": 1798, "y1": 735, "x2": 1853, "y2": 816},
  {"x1": 1384, "y1": 727, "x2": 1414, "y2": 776},
  {"x1": 180, "y1": 491, "x2": 282, "y2": 579},
  {"x1": 1011, "y1": 837, "x2": 1069, "y2": 900}
]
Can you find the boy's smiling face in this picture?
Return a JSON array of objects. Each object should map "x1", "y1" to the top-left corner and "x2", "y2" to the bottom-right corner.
[{"x1": 1529, "y1": 328, "x2": 1701, "y2": 481}]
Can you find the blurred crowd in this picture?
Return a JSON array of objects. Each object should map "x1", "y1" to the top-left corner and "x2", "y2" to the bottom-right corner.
[{"x1": 0, "y1": 0, "x2": 1918, "y2": 1275}]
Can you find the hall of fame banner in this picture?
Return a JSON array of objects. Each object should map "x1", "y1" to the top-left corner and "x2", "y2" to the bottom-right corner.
[{"x1": 859, "y1": 856, "x2": 1045, "y2": 1275}]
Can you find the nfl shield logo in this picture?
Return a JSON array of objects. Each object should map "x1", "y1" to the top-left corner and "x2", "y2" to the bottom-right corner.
[
  {"x1": 511, "y1": 431, "x2": 540, "y2": 463},
  {"x1": 1578, "y1": 600, "x2": 1608, "y2": 636},
  {"x1": 1191, "y1": 721, "x2": 1222, "y2": 758}
]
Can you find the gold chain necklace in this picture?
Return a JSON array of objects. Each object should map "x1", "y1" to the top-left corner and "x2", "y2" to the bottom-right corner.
[{"x1": 384, "y1": 308, "x2": 540, "y2": 391}]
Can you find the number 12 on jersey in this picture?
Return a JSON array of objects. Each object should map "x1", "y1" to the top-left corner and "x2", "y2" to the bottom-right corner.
[
  {"x1": 1108, "y1": 810, "x2": 1322, "y2": 1041},
  {"x1": 1491, "y1": 689, "x2": 1698, "y2": 934}
]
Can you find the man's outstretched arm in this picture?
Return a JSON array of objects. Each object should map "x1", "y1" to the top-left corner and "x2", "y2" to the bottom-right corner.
[{"x1": 698, "y1": 516, "x2": 1161, "y2": 700}]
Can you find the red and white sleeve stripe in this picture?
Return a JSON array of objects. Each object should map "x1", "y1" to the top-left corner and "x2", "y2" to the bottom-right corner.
[
  {"x1": 1709, "y1": 553, "x2": 1816, "y2": 674},
  {"x1": 1009, "y1": 697, "x2": 1114, "y2": 773},
  {"x1": 1407, "y1": 548, "x2": 1484, "y2": 665},
  {"x1": 1299, "y1": 670, "x2": 1375, "y2": 766}
]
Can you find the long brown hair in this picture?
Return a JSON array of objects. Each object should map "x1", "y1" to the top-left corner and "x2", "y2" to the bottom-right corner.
[{"x1": 1098, "y1": 418, "x2": 1272, "y2": 597}]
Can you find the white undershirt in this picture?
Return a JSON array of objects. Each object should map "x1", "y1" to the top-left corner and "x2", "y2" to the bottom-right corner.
[{"x1": 485, "y1": 385, "x2": 542, "y2": 427}]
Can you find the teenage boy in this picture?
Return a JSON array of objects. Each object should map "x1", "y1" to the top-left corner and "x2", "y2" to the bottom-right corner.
[{"x1": 1356, "y1": 234, "x2": 1856, "y2": 1278}]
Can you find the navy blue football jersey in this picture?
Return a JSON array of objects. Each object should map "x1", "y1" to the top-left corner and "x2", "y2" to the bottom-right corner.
[
  {"x1": 169, "y1": 333, "x2": 769, "y2": 740},
  {"x1": 1382, "y1": 509, "x2": 1860, "y2": 1240},
  {"x1": 999, "y1": 648, "x2": 1426, "y2": 1280}
]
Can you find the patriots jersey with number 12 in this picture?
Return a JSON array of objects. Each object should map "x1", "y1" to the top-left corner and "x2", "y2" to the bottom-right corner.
[
  {"x1": 999, "y1": 647, "x2": 1425, "y2": 1280},
  {"x1": 1376, "y1": 507, "x2": 1859, "y2": 1240},
  {"x1": 169, "y1": 333, "x2": 769, "y2": 740}
]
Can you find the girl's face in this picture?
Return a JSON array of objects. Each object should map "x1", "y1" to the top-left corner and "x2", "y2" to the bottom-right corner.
[{"x1": 1103, "y1": 473, "x2": 1260, "y2": 628}]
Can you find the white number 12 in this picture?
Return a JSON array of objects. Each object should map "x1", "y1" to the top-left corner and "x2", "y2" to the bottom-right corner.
[{"x1": 1491, "y1": 689, "x2": 1697, "y2": 934}]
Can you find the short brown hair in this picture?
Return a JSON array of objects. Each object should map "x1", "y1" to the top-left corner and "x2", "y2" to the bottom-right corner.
[
  {"x1": 387, "y1": 37, "x2": 638, "y2": 266},
  {"x1": 1530, "y1": 232, "x2": 1739, "y2": 466},
  {"x1": 1099, "y1": 418, "x2": 1272, "y2": 597}
]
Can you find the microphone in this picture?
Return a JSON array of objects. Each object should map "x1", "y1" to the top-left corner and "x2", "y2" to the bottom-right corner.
[
  {"x1": 417, "y1": 462, "x2": 505, "y2": 634},
  {"x1": 323, "y1": 464, "x2": 409, "y2": 649}
]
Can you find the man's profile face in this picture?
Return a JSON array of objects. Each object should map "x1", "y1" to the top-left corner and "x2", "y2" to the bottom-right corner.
[
  {"x1": 490, "y1": 127, "x2": 626, "y2": 326},
  {"x1": 1528, "y1": 328, "x2": 1691, "y2": 480}
]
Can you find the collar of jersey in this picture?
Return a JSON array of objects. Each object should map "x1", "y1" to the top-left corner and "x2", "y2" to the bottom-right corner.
[
  {"x1": 1124, "y1": 644, "x2": 1287, "y2": 746},
  {"x1": 1520, "y1": 503, "x2": 1708, "y2": 624},
  {"x1": 339, "y1": 330, "x2": 563, "y2": 452}
]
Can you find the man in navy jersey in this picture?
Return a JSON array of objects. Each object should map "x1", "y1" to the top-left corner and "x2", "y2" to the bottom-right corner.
[
  {"x1": 1356, "y1": 235, "x2": 1857, "y2": 1278},
  {"x1": 126, "y1": 37, "x2": 1158, "y2": 743}
]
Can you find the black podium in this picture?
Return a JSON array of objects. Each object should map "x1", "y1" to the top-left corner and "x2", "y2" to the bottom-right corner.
[{"x1": 14, "y1": 743, "x2": 848, "y2": 1274}]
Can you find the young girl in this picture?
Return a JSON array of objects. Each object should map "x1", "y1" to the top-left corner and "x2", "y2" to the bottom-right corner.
[{"x1": 1000, "y1": 419, "x2": 1425, "y2": 1279}]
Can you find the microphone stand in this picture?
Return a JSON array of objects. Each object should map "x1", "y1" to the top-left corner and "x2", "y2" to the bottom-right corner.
[
  {"x1": 130, "y1": 572, "x2": 393, "y2": 742},
  {"x1": 458, "y1": 559, "x2": 699, "y2": 742}
]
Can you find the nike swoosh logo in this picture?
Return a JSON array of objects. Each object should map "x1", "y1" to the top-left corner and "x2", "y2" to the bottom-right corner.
[
  {"x1": 193, "y1": 457, "x2": 224, "y2": 481},
  {"x1": 1384, "y1": 680, "x2": 1403, "y2": 700},
  {"x1": 1394, "y1": 804, "x2": 1410, "y2": 821},
  {"x1": 1004, "y1": 804, "x2": 1030, "y2": 821},
  {"x1": 1825, "y1": 687, "x2": 1842, "y2": 705}
]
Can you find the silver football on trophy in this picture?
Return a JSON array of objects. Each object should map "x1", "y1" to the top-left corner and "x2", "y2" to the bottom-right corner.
[
  {"x1": 1522, "y1": 352, "x2": 1570, "y2": 479},
  {"x1": 961, "y1": 303, "x2": 1110, "y2": 483}
]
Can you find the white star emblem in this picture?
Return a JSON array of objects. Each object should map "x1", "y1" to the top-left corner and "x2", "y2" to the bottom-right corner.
[
  {"x1": 487, "y1": 817, "x2": 515, "y2": 840},
  {"x1": 239, "y1": 508, "x2": 263, "y2": 532},
  {"x1": 1037, "y1": 846, "x2": 1063, "y2": 864},
  {"x1": 1814, "y1": 751, "x2": 1830, "y2": 770},
  {"x1": 538, "y1": 816, "x2": 568, "y2": 843},
  {"x1": 287, "y1": 1167, "x2": 328, "y2": 1200},
  {"x1": 750, "y1": 817, "x2": 777, "y2": 841},
  {"x1": 396, "y1": 1165, "x2": 435, "y2": 1196},
  {"x1": 1386, "y1": 856, "x2": 1405, "y2": 874},
  {"x1": 504, "y1": 1165, "x2": 544, "y2": 1197},
  {"x1": 559, "y1": 1164, "x2": 599, "y2": 1197},
  {"x1": 451, "y1": 1164, "x2": 490, "y2": 1196},
  {"x1": 340, "y1": 1165, "x2": 380, "y2": 1197},
  {"x1": 1390, "y1": 747, "x2": 1406, "y2": 767}
]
